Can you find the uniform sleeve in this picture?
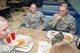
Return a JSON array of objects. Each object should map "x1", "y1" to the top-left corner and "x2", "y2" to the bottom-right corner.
[
  {"x1": 0, "y1": 44, "x2": 14, "y2": 53},
  {"x1": 23, "y1": 14, "x2": 30, "y2": 28},
  {"x1": 69, "y1": 18, "x2": 76, "y2": 34},
  {"x1": 39, "y1": 12, "x2": 48, "y2": 29},
  {"x1": 49, "y1": 14, "x2": 58, "y2": 28}
]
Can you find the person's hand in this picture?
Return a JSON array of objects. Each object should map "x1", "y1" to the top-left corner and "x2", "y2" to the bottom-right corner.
[{"x1": 56, "y1": 15, "x2": 62, "y2": 21}]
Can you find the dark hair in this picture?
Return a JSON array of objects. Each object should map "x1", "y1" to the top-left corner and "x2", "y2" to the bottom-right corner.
[
  {"x1": 30, "y1": 3, "x2": 37, "y2": 7},
  {"x1": 60, "y1": 2, "x2": 69, "y2": 9}
]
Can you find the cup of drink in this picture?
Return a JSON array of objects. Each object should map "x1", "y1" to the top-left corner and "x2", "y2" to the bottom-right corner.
[
  {"x1": 11, "y1": 32, "x2": 16, "y2": 40},
  {"x1": 6, "y1": 37, "x2": 11, "y2": 43}
]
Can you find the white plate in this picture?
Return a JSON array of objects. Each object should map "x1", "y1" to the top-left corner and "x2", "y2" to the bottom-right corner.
[
  {"x1": 13, "y1": 35, "x2": 35, "y2": 52},
  {"x1": 15, "y1": 35, "x2": 32, "y2": 47},
  {"x1": 47, "y1": 30, "x2": 73, "y2": 42},
  {"x1": 62, "y1": 32, "x2": 73, "y2": 42},
  {"x1": 47, "y1": 30, "x2": 59, "y2": 40},
  {"x1": 15, "y1": 42, "x2": 35, "y2": 52}
]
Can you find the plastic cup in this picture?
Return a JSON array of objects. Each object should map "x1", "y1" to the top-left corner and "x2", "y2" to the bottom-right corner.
[
  {"x1": 6, "y1": 37, "x2": 11, "y2": 43},
  {"x1": 11, "y1": 32, "x2": 15, "y2": 40}
]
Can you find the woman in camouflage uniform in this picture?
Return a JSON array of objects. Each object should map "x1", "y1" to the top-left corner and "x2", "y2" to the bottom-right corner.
[{"x1": 24, "y1": 3, "x2": 48, "y2": 30}]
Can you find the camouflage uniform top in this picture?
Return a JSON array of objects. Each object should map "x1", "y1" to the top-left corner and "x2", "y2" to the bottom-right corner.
[
  {"x1": 49, "y1": 13, "x2": 76, "y2": 34},
  {"x1": 24, "y1": 11, "x2": 47, "y2": 29},
  {"x1": 0, "y1": 40, "x2": 19, "y2": 53}
]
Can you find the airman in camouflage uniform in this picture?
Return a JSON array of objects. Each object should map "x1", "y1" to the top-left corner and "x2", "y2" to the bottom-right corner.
[
  {"x1": 0, "y1": 16, "x2": 19, "y2": 53},
  {"x1": 24, "y1": 3, "x2": 47, "y2": 30},
  {"x1": 49, "y1": 3, "x2": 76, "y2": 34}
]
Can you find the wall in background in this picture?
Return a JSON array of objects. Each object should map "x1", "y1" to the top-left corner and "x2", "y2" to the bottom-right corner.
[
  {"x1": 0, "y1": 0, "x2": 7, "y2": 7},
  {"x1": 67, "y1": 0, "x2": 80, "y2": 15}
]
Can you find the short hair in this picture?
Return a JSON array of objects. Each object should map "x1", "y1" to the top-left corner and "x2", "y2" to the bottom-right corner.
[
  {"x1": 60, "y1": 2, "x2": 69, "y2": 9},
  {"x1": 50, "y1": 42, "x2": 79, "y2": 53},
  {"x1": 29, "y1": 3, "x2": 37, "y2": 12},
  {"x1": 0, "y1": 16, "x2": 7, "y2": 22},
  {"x1": 30, "y1": 3, "x2": 37, "y2": 7}
]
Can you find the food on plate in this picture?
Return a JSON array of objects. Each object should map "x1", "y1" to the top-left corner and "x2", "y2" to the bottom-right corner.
[
  {"x1": 17, "y1": 39, "x2": 26, "y2": 46},
  {"x1": 64, "y1": 36, "x2": 72, "y2": 41},
  {"x1": 12, "y1": 39, "x2": 26, "y2": 47}
]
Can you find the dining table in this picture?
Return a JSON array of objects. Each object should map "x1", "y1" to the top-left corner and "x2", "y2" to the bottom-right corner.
[
  {"x1": 13, "y1": 27, "x2": 80, "y2": 53},
  {"x1": 15, "y1": 27, "x2": 51, "y2": 53}
]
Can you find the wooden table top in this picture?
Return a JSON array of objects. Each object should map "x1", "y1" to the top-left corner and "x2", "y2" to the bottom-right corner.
[{"x1": 16, "y1": 28, "x2": 51, "y2": 53}]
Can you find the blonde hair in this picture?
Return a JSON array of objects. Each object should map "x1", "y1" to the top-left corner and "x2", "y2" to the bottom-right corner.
[{"x1": 50, "y1": 42, "x2": 79, "y2": 53}]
